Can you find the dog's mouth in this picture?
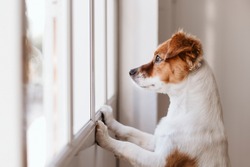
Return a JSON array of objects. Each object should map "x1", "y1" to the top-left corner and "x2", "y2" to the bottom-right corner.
[
  {"x1": 141, "y1": 84, "x2": 155, "y2": 88},
  {"x1": 129, "y1": 70, "x2": 159, "y2": 89},
  {"x1": 131, "y1": 76, "x2": 157, "y2": 89}
]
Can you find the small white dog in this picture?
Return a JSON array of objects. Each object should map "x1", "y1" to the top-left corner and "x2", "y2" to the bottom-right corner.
[{"x1": 96, "y1": 31, "x2": 231, "y2": 167}]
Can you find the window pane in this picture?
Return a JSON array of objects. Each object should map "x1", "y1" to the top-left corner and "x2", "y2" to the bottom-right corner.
[
  {"x1": 94, "y1": 0, "x2": 106, "y2": 111},
  {"x1": 41, "y1": 0, "x2": 69, "y2": 160},
  {"x1": 25, "y1": 0, "x2": 46, "y2": 166},
  {"x1": 107, "y1": 0, "x2": 116, "y2": 99},
  {"x1": 72, "y1": 0, "x2": 91, "y2": 134}
]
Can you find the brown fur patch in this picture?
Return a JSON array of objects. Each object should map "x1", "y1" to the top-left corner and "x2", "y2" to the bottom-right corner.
[
  {"x1": 151, "y1": 56, "x2": 189, "y2": 83},
  {"x1": 165, "y1": 149, "x2": 197, "y2": 167},
  {"x1": 138, "y1": 31, "x2": 203, "y2": 84}
]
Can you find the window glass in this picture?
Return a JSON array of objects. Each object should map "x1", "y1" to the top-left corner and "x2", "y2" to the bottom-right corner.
[
  {"x1": 107, "y1": 0, "x2": 116, "y2": 99},
  {"x1": 25, "y1": 0, "x2": 46, "y2": 166},
  {"x1": 94, "y1": 0, "x2": 106, "y2": 111},
  {"x1": 72, "y1": 0, "x2": 91, "y2": 134}
]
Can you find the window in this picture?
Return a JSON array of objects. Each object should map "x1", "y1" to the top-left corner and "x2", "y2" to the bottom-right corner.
[
  {"x1": 94, "y1": 0, "x2": 107, "y2": 112},
  {"x1": 25, "y1": 0, "x2": 117, "y2": 166},
  {"x1": 72, "y1": 0, "x2": 91, "y2": 134}
]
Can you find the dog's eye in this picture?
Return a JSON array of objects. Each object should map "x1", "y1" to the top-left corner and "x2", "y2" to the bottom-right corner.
[{"x1": 155, "y1": 55, "x2": 163, "y2": 63}]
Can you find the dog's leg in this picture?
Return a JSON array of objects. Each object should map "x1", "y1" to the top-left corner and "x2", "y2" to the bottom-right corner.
[
  {"x1": 96, "y1": 121, "x2": 164, "y2": 167},
  {"x1": 100, "y1": 105, "x2": 155, "y2": 151}
]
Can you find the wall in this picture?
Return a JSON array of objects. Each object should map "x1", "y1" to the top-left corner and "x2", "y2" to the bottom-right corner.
[
  {"x1": 0, "y1": 0, "x2": 25, "y2": 166},
  {"x1": 118, "y1": 0, "x2": 158, "y2": 166},
  {"x1": 118, "y1": 0, "x2": 158, "y2": 134},
  {"x1": 159, "y1": 0, "x2": 250, "y2": 166}
]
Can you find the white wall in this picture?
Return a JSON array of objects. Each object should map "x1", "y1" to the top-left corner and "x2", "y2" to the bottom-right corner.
[
  {"x1": 118, "y1": 0, "x2": 158, "y2": 166},
  {"x1": 159, "y1": 0, "x2": 250, "y2": 166},
  {"x1": 0, "y1": 0, "x2": 25, "y2": 167},
  {"x1": 118, "y1": 0, "x2": 158, "y2": 133}
]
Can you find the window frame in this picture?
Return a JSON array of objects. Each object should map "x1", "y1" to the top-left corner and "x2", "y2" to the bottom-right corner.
[{"x1": 43, "y1": 0, "x2": 118, "y2": 166}]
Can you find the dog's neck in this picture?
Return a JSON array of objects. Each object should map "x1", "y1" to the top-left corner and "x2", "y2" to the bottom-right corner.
[{"x1": 164, "y1": 61, "x2": 224, "y2": 123}]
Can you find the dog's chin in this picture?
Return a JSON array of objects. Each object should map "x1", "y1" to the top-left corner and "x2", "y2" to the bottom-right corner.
[{"x1": 130, "y1": 77, "x2": 162, "y2": 92}]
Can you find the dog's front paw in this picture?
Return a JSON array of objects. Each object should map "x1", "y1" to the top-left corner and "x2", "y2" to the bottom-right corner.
[
  {"x1": 96, "y1": 120, "x2": 110, "y2": 148},
  {"x1": 100, "y1": 105, "x2": 114, "y2": 127}
]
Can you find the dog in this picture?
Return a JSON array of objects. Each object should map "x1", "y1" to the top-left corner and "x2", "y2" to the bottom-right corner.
[{"x1": 96, "y1": 30, "x2": 231, "y2": 167}]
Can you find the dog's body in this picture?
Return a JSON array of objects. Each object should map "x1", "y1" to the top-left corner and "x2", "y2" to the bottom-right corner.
[{"x1": 96, "y1": 31, "x2": 230, "y2": 167}]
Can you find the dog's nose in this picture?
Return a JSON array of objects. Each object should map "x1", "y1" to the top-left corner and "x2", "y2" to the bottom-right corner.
[{"x1": 129, "y1": 68, "x2": 138, "y2": 76}]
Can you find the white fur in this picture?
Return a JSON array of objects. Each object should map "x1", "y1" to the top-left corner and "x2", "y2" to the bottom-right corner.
[{"x1": 96, "y1": 61, "x2": 231, "y2": 167}]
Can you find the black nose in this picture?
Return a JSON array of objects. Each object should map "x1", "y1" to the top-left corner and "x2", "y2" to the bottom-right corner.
[{"x1": 129, "y1": 68, "x2": 138, "y2": 76}]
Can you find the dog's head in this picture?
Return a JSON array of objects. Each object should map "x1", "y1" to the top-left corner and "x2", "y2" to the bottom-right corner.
[{"x1": 129, "y1": 30, "x2": 203, "y2": 93}]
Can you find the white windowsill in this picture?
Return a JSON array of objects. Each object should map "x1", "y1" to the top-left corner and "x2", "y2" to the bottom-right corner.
[{"x1": 47, "y1": 94, "x2": 117, "y2": 167}]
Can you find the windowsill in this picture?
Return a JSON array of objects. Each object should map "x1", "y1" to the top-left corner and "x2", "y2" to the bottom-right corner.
[
  {"x1": 47, "y1": 94, "x2": 117, "y2": 167},
  {"x1": 48, "y1": 112, "x2": 100, "y2": 167}
]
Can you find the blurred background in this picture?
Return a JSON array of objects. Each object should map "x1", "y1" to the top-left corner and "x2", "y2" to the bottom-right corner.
[{"x1": 0, "y1": 0, "x2": 249, "y2": 167}]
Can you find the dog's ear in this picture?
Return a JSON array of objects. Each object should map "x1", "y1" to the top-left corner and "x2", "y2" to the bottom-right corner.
[{"x1": 167, "y1": 31, "x2": 203, "y2": 71}]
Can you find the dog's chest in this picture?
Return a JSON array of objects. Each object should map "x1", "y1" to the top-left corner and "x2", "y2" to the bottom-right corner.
[
  {"x1": 153, "y1": 115, "x2": 197, "y2": 152},
  {"x1": 154, "y1": 117, "x2": 173, "y2": 137},
  {"x1": 154, "y1": 115, "x2": 189, "y2": 137}
]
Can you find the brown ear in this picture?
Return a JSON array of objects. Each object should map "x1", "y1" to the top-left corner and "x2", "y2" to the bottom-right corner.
[{"x1": 167, "y1": 31, "x2": 203, "y2": 71}]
